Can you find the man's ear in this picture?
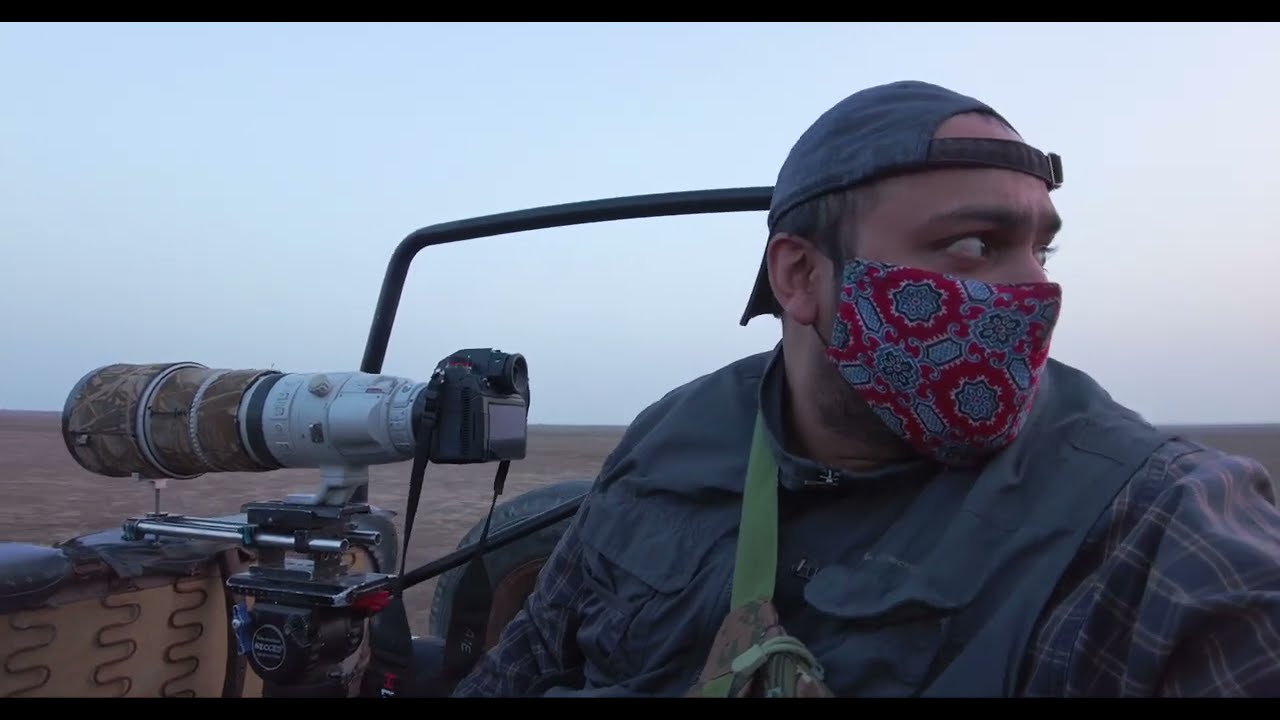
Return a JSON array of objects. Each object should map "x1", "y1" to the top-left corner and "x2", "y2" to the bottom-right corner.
[{"x1": 765, "y1": 232, "x2": 823, "y2": 327}]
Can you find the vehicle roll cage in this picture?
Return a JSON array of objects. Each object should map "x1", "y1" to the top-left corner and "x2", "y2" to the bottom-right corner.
[{"x1": 356, "y1": 187, "x2": 773, "y2": 586}]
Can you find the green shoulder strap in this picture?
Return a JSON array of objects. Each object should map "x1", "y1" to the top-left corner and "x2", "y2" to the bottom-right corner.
[
  {"x1": 698, "y1": 410, "x2": 782, "y2": 697},
  {"x1": 731, "y1": 410, "x2": 781, "y2": 608}
]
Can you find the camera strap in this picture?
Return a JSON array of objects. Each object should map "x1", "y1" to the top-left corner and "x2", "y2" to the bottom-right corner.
[
  {"x1": 365, "y1": 405, "x2": 510, "y2": 696},
  {"x1": 397, "y1": 408, "x2": 438, "y2": 578},
  {"x1": 441, "y1": 459, "x2": 508, "y2": 683},
  {"x1": 363, "y1": 408, "x2": 438, "y2": 698}
]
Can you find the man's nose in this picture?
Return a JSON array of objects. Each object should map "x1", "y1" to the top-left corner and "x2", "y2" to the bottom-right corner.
[{"x1": 994, "y1": 254, "x2": 1050, "y2": 285}]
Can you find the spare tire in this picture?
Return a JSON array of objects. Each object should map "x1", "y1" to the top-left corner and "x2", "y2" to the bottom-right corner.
[{"x1": 427, "y1": 478, "x2": 592, "y2": 649}]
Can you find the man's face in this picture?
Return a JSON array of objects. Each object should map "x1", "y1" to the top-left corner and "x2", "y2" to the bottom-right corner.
[
  {"x1": 768, "y1": 111, "x2": 1063, "y2": 449},
  {"x1": 812, "y1": 113, "x2": 1062, "y2": 339}
]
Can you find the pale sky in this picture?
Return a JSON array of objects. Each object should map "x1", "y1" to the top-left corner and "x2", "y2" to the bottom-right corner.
[{"x1": 1, "y1": 22, "x2": 1276, "y2": 426}]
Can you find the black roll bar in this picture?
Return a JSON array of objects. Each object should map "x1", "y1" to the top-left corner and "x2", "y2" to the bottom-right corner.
[
  {"x1": 360, "y1": 186, "x2": 773, "y2": 374},
  {"x1": 355, "y1": 186, "x2": 774, "y2": 568}
]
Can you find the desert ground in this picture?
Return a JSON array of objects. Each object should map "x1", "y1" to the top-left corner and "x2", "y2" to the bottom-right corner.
[{"x1": 1, "y1": 410, "x2": 1277, "y2": 637}]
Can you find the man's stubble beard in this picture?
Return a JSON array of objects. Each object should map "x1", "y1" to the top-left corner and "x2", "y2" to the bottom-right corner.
[
  {"x1": 811, "y1": 348, "x2": 915, "y2": 464},
  {"x1": 797, "y1": 238, "x2": 915, "y2": 467}
]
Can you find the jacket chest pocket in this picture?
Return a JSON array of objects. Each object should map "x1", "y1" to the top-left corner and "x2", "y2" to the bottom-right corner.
[
  {"x1": 802, "y1": 559, "x2": 965, "y2": 697},
  {"x1": 576, "y1": 508, "x2": 734, "y2": 692}
]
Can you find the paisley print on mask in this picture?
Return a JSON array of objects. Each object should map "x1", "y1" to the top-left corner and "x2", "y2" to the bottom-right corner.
[{"x1": 825, "y1": 260, "x2": 1062, "y2": 466}]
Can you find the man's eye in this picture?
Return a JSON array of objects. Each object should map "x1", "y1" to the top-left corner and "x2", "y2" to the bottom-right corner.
[
  {"x1": 946, "y1": 236, "x2": 988, "y2": 259},
  {"x1": 1034, "y1": 245, "x2": 1059, "y2": 267}
]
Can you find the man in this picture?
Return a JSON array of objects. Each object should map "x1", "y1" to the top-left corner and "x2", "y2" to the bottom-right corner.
[{"x1": 451, "y1": 80, "x2": 1280, "y2": 697}]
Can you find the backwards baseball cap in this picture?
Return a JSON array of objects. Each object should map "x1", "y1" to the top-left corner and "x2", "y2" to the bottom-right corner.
[{"x1": 739, "y1": 80, "x2": 1064, "y2": 326}]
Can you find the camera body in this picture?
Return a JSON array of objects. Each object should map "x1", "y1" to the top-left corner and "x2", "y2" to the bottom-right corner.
[{"x1": 422, "y1": 348, "x2": 530, "y2": 465}]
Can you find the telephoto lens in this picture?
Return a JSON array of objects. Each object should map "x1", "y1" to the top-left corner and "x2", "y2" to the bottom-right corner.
[{"x1": 62, "y1": 363, "x2": 430, "y2": 480}]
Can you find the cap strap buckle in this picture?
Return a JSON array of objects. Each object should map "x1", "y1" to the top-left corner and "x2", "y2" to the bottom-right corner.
[{"x1": 926, "y1": 137, "x2": 1064, "y2": 190}]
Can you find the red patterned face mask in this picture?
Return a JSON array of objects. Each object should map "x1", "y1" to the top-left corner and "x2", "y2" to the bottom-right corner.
[{"x1": 824, "y1": 259, "x2": 1062, "y2": 467}]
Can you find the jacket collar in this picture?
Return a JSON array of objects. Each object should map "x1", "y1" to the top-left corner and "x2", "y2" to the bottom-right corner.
[{"x1": 755, "y1": 342, "x2": 936, "y2": 493}]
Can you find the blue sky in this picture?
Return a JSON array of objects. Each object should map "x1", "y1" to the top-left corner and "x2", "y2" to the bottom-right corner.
[{"x1": 1, "y1": 22, "x2": 1276, "y2": 425}]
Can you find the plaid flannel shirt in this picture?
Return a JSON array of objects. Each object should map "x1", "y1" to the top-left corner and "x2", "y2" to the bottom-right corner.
[{"x1": 452, "y1": 437, "x2": 1280, "y2": 697}]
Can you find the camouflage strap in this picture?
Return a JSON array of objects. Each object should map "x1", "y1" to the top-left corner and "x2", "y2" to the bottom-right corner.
[{"x1": 689, "y1": 412, "x2": 831, "y2": 698}]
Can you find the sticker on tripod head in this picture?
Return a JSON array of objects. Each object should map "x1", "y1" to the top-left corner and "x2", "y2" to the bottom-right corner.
[{"x1": 252, "y1": 624, "x2": 287, "y2": 671}]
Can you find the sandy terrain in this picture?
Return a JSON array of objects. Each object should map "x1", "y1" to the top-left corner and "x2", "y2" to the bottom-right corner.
[{"x1": 1, "y1": 410, "x2": 1277, "y2": 637}]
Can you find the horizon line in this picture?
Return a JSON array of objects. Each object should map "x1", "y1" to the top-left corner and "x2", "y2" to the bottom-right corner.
[{"x1": 2, "y1": 408, "x2": 1279, "y2": 431}]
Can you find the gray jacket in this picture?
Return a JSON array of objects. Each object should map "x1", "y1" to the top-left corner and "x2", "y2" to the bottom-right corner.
[{"x1": 456, "y1": 344, "x2": 1191, "y2": 696}]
